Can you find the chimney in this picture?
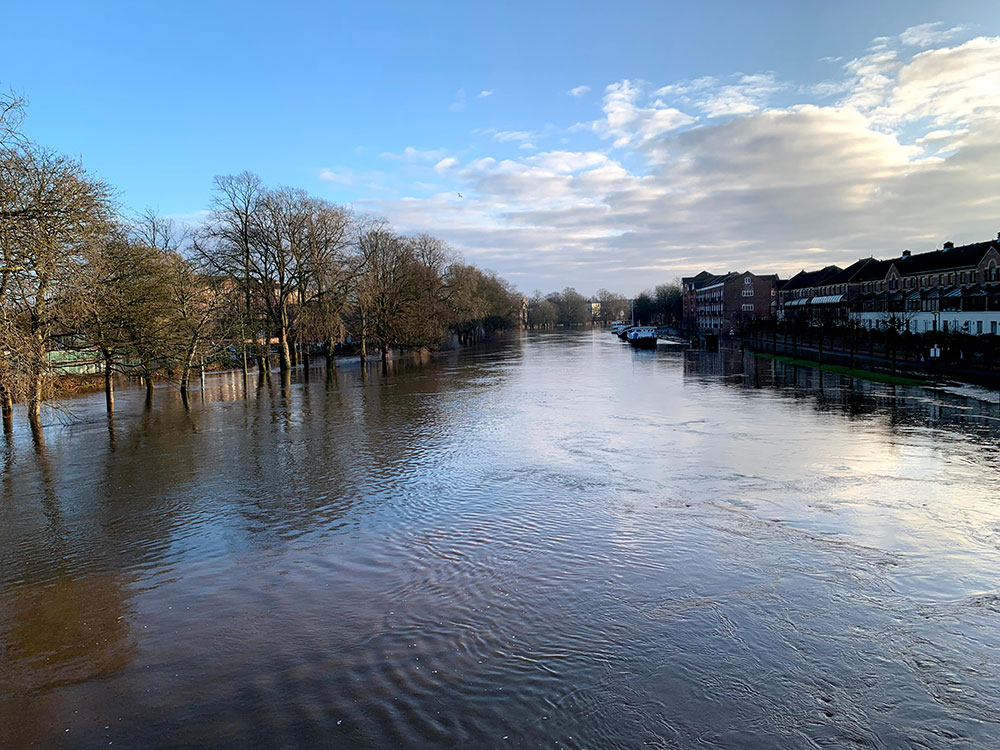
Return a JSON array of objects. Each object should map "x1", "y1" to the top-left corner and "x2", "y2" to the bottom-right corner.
[
  {"x1": 901, "y1": 250, "x2": 911, "y2": 258},
  {"x1": 942, "y1": 241, "x2": 954, "y2": 250}
]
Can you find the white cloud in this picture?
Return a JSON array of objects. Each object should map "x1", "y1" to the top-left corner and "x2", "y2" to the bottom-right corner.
[
  {"x1": 318, "y1": 168, "x2": 353, "y2": 185},
  {"x1": 478, "y1": 90, "x2": 494, "y2": 98},
  {"x1": 493, "y1": 130, "x2": 535, "y2": 142},
  {"x1": 361, "y1": 29, "x2": 1000, "y2": 294},
  {"x1": 568, "y1": 85, "x2": 590, "y2": 97},
  {"x1": 878, "y1": 36, "x2": 1000, "y2": 126},
  {"x1": 898, "y1": 22, "x2": 965, "y2": 48},
  {"x1": 694, "y1": 72, "x2": 785, "y2": 117},
  {"x1": 381, "y1": 146, "x2": 448, "y2": 162},
  {"x1": 588, "y1": 79, "x2": 696, "y2": 147},
  {"x1": 433, "y1": 157, "x2": 459, "y2": 173}
]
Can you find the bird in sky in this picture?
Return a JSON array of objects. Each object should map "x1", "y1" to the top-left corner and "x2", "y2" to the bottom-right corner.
[{"x1": 457, "y1": 192, "x2": 463, "y2": 198}]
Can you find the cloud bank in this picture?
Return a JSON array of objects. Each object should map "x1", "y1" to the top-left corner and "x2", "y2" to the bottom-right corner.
[{"x1": 357, "y1": 27, "x2": 1000, "y2": 294}]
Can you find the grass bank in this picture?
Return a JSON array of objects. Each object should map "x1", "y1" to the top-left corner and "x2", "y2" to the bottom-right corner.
[{"x1": 751, "y1": 351, "x2": 926, "y2": 387}]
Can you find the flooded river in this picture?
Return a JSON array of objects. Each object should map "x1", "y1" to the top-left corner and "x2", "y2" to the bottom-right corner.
[{"x1": 2, "y1": 329, "x2": 1000, "y2": 748}]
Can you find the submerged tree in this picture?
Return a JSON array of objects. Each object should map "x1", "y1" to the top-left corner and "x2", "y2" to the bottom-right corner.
[
  {"x1": 0, "y1": 110, "x2": 525, "y2": 431},
  {"x1": 0, "y1": 142, "x2": 113, "y2": 428}
]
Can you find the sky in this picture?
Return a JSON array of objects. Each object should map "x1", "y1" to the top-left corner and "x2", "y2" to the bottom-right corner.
[{"x1": 2, "y1": 1, "x2": 999, "y2": 295}]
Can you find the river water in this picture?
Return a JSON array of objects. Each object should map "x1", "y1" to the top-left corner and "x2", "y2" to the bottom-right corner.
[{"x1": 2, "y1": 329, "x2": 1000, "y2": 748}]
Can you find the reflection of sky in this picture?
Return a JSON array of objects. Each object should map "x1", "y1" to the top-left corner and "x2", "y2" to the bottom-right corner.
[{"x1": 513, "y1": 334, "x2": 1000, "y2": 604}]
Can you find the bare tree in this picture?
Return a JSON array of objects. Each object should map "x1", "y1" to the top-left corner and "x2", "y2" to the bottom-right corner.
[
  {"x1": 132, "y1": 207, "x2": 189, "y2": 254},
  {"x1": 197, "y1": 172, "x2": 266, "y2": 375},
  {"x1": 297, "y1": 201, "x2": 355, "y2": 371},
  {"x1": 0, "y1": 143, "x2": 113, "y2": 428}
]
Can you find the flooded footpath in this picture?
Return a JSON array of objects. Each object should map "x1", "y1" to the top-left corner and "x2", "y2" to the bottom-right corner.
[{"x1": 2, "y1": 329, "x2": 1000, "y2": 748}]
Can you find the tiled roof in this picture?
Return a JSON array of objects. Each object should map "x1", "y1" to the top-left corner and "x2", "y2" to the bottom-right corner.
[
  {"x1": 779, "y1": 238, "x2": 999, "y2": 291},
  {"x1": 780, "y1": 265, "x2": 842, "y2": 291},
  {"x1": 890, "y1": 240, "x2": 998, "y2": 275},
  {"x1": 681, "y1": 270, "x2": 719, "y2": 289},
  {"x1": 852, "y1": 258, "x2": 895, "y2": 282}
]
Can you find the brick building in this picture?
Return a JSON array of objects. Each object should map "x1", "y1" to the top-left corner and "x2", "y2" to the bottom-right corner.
[
  {"x1": 681, "y1": 271, "x2": 717, "y2": 332},
  {"x1": 691, "y1": 271, "x2": 778, "y2": 334}
]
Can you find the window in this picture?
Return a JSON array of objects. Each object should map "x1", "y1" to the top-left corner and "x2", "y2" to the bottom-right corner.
[
  {"x1": 977, "y1": 320, "x2": 983, "y2": 335},
  {"x1": 742, "y1": 289, "x2": 753, "y2": 297},
  {"x1": 744, "y1": 276, "x2": 752, "y2": 285},
  {"x1": 993, "y1": 321, "x2": 998, "y2": 335},
  {"x1": 742, "y1": 304, "x2": 754, "y2": 311}
]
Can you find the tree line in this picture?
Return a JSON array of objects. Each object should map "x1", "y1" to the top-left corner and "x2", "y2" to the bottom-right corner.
[
  {"x1": 525, "y1": 283, "x2": 682, "y2": 328},
  {"x1": 0, "y1": 94, "x2": 522, "y2": 433}
]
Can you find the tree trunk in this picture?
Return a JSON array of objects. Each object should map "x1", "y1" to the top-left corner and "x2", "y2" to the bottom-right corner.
[
  {"x1": 144, "y1": 373, "x2": 154, "y2": 407},
  {"x1": 359, "y1": 311, "x2": 368, "y2": 366},
  {"x1": 325, "y1": 337, "x2": 336, "y2": 372},
  {"x1": 104, "y1": 352, "x2": 115, "y2": 413},
  {"x1": 1, "y1": 382, "x2": 14, "y2": 434},
  {"x1": 277, "y1": 323, "x2": 292, "y2": 372},
  {"x1": 27, "y1": 336, "x2": 45, "y2": 432}
]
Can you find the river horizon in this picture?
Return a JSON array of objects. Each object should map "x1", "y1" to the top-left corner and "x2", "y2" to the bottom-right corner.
[{"x1": 3, "y1": 329, "x2": 1000, "y2": 748}]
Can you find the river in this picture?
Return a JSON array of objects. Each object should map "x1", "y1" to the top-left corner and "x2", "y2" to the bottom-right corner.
[{"x1": 2, "y1": 329, "x2": 1000, "y2": 748}]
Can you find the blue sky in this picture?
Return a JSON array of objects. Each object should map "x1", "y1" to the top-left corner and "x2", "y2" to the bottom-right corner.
[{"x1": 3, "y1": 1, "x2": 999, "y2": 293}]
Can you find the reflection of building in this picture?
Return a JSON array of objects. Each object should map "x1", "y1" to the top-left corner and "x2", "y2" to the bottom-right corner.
[
  {"x1": 683, "y1": 347, "x2": 1000, "y2": 438},
  {"x1": 684, "y1": 271, "x2": 777, "y2": 334},
  {"x1": 777, "y1": 236, "x2": 1000, "y2": 334}
]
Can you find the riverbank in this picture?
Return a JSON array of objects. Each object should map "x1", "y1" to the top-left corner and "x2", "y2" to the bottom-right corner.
[
  {"x1": 739, "y1": 329, "x2": 1000, "y2": 389},
  {"x1": 750, "y1": 351, "x2": 926, "y2": 386}
]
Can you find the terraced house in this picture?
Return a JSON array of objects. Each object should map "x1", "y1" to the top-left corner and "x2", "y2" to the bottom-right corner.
[{"x1": 778, "y1": 235, "x2": 1000, "y2": 335}]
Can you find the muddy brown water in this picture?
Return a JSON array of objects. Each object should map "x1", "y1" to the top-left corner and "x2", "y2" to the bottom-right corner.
[{"x1": 2, "y1": 329, "x2": 1000, "y2": 748}]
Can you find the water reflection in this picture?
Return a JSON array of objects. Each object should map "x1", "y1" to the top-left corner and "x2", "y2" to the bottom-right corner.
[
  {"x1": 1, "y1": 331, "x2": 999, "y2": 748},
  {"x1": 682, "y1": 348, "x2": 1000, "y2": 442},
  {"x1": 0, "y1": 573, "x2": 136, "y2": 695}
]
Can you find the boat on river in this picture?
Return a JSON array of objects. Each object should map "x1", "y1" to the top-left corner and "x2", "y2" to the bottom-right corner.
[
  {"x1": 626, "y1": 326, "x2": 658, "y2": 349},
  {"x1": 610, "y1": 321, "x2": 631, "y2": 335}
]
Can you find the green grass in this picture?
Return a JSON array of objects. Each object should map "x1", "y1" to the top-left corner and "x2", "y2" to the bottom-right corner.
[{"x1": 751, "y1": 351, "x2": 926, "y2": 386}]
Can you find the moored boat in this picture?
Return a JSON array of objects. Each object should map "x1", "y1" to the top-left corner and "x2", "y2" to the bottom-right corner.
[
  {"x1": 625, "y1": 326, "x2": 658, "y2": 349},
  {"x1": 616, "y1": 325, "x2": 636, "y2": 340}
]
